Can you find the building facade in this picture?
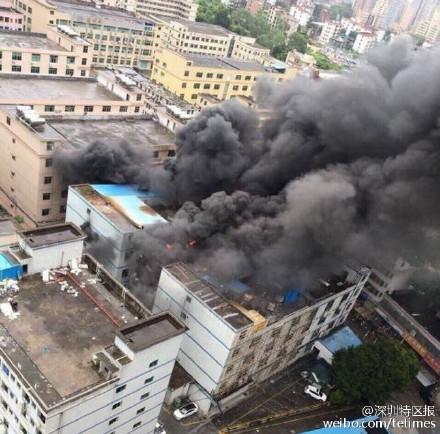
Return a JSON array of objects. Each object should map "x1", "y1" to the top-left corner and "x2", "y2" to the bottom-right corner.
[
  {"x1": 153, "y1": 262, "x2": 369, "y2": 412},
  {"x1": 0, "y1": 25, "x2": 91, "y2": 77},
  {"x1": 151, "y1": 48, "x2": 296, "y2": 108},
  {"x1": 0, "y1": 0, "x2": 23, "y2": 31}
]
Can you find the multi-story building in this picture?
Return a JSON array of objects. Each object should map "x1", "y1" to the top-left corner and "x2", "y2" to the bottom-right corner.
[
  {"x1": 0, "y1": 0, "x2": 23, "y2": 30},
  {"x1": 153, "y1": 262, "x2": 370, "y2": 413},
  {"x1": 0, "y1": 222, "x2": 186, "y2": 434},
  {"x1": 0, "y1": 25, "x2": 91, "y2": 77},
  {"x1": 153, "y1": 16, "x2": 270, "y2": 64},
  {"x1": 0, "y1": 72, "x2": 173, "y2": 226},
  {"x1": 352, "y1": 31, "x2": 377, "y2": 53},
  {"x1": 66, "y1": 184, "x2": 170, "y2": 284},
  {"x1": 246, "y1": 0, "x2": 264, "y2": 16},
  {"x1": 12, "y1": 0, "x2": 157, "y2": 70},
  {"x1": 319, "y1": 21, "x2": 341, "y2": 44},
  {"x1": 412, "y1": 4, "x2": 440, "y2": 43},
  {"x1": 289, "y1": 4, "x2": 313, "y2": 27},
  {"x1": 151, "y1": 48, "x2": 297, "y2": 108},
  {"x1": 264, "y1": 5, "x2": 286, "y2": 28}
]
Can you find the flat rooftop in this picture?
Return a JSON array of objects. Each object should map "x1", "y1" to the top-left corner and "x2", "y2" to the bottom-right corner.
[
  {"x1": 0, "y1": 77, "x2": 120, "y2": 102},
  {"x1": 50, "y1": 118, "x2": 174, "y2": 149},
  {"x1": 163, "y1": 16, "x2": 232, "y2": 36},
  {"x1": 0, "y1": 264, "x2": 143, "y2": 408},
  {"x1": 0, "y1": 31, "x2": 66, "y2": 51},
  {"x1": 164, "y1": 263, "x2": 253, "y2": 331},
  {"x1": 117, "y1": 312, "x2": 186, "y2": 352},
  {"x1": 184, "y1": 53, "x2": 267, "y2": 72},
  {"x1": 50, "y1": 0, "x2": 155, "y2": 30},
  {"x1": 70, "y1": 184, "x2": 167, "y2": 232},
  {"x1": 19, "y1": 223, "x2": 86, "y2": 248}
]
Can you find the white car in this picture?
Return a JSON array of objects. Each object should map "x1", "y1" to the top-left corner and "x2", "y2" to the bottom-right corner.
[
  {"x1": 173, "y1": 402, "x2": 199, "y2": 420},
  {"x1": 304, "y1": 384, "x2": 327, "y2": 402},
  {"x1": 154, "y1": 422, "x2": 166, "y2": 434}
]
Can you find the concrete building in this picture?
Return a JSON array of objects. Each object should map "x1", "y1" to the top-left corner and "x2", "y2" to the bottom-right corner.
[
  {"x1": 0, "y1": 73, "x2": 173, "y2": 226},
  {"x1": 0, "y1": 0, "x2": 23, "y2": 31},
  {"x1": 319, "y1": 22, "x2": 341, "y2": 44},
  {"x1": 0, "y1": 222, "x2": 186, "y2": 434},
  {"x1": 153, "y1": 16, "x2": 270, "y2": 64},
  {"x1": 66, "y1": 184, "x2": 170, "y2": 284},
  {"x1": 151, "y1": 48, "x2": 297, "y2": 108},
  {"x1": 289, "y1": 4, "x2": 313, "y2": 27},
  {"x1": 352, "y1": 31, "x2": 377, "y2": 53},
  {"x1": 12, "y1": 0, "x2": 157, "y2": 70},
  {"x1": 412, "y1": 4, "x2": 440, "y2": 43},
  {"x1": 0, "y1": 25, "x2": 91, "y2": 77},
  {"x1": 153, "y1": 262, "x2": 370, "y2": 413}
]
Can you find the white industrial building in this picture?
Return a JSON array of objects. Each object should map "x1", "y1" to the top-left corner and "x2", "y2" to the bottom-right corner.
[
  {"x1": 66, "y1": 184, "x2": 168, "y2": 284},
  {"x1": 153, "y1": 262, "x2": 370, "y2": 414},
  {"x1": 0, "y1": 223, "x2": 186, "y2": 434}
]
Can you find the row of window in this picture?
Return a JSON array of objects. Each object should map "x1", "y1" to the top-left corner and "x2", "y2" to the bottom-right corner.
[
  {"x1": 0, "y1": 16, "x2": 22, "y2": 23},
  {"x1": 43, "y1": 105, "x2": 135, "y2": 113}
]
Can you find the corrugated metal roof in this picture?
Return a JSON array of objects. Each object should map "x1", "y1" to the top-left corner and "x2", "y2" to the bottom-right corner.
[{"x1": 319, "y1": 326, "x2": 361, "y2": 354}]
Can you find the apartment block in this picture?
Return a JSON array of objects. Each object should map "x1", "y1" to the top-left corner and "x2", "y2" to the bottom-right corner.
[
  {"x1": 0, "y1": 73, "x2": 170, "y2": 226},
  {"x1": 66, "y1": 184, "x2": 171, "y2": 284},
  {"x1": 153, "y1": 16, "x2": 270, "y2": 63},
  {"x1": 151, "y1": 48, "x2": 297, "y2": 108},
  {"x1": 12, "y1": 0, "x2": 157, "y2": 70},
  {"x1": 0, "y1": 0, "x2": 23, "y2": 30},
  {"x1": 0, "y1": 223, "x2": 186, "y2": 434},
  {"x1": 0, "y1": 25, "x2": 91, "y2": 77},
  {"x1": 153, "y1": 263, "x2": 369, "y2": 413}
]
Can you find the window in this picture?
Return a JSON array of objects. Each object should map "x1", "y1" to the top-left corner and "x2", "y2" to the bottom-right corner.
[
  {"x1": 232, "y1": 85, "x2": 239, "y2": 91},
  {"x1": 6, "y1": 116, "x2": 10, "y2": 125},
  {"x1": 133, "y1": 422, "x2": 141, "y2": 429},
  {"x1": 144, "y1": 376, "x2": 153, "y2": 385},
  {"x1": 46, "y1": 142, "x2": 54, "y2": 151},
  {"x1": 12, "y1": 52, "x2": 22, "y2": 60},
  {"x1": 44, "y1": 105, "x2": 54, "y2": 112},
  {"x1": 136, "y1": 407, "x2": 145, "y2": 414},
  {"x1": 149, "y1": 360, "x2": 158, "y2": 368},
  {"x1": 81, "y1": 58, "x2": 87, "y2": 65},
  {"x1": 44, "y1": 176, "x2": 52, "y2": 184},
  {"x1": 45, "y1": 158, "x2": 53, "y2": 167},
  {"x1": 42, "y1": 193, "x2": 50, "y2": 200},
  {"x1": 140, "y1": 392, "x2": 149, "y2": 400},
  {"x1": 67, "y1": 56, "x2": 75, "y2": 64},
  {"x1": 203, "y1": 84, "x2": 210, "y2": 89},
  {"x1": 112, "y1": 401, "x2": 122, "y2": 410},
  {"x1": 185, "y1": 295, "x2": 192, "y2": 303},
  {"x1": 184, "y1": 70, "x2": 189, "y2": 76},
  {"x1": 41, "y1": 209, "x2": 50, "y2": 216},
  {"x1": 245, "y1": 75, "x2": 251, "y2": 81},
  {"x1": 12, "y1": 65, "x2": 21, "y2": 72},
  {"x1": 182, "y1": 83, "x2": 187, "y2": 88},
  {"x1": 207, "y1": 73, "x2": 213, "y2": 78},
  {"x1": 102, "y1": 106, "x2": 111, "y2": 112},
  {"x1": 108, "y1": 417, "x2": 118, "y2": 425},
  {"x1": 119, "y1": 106, "x2": 128, "y2": 112},
  {"x1": 217, "y1": 73, "x2": 223, "y2": 79},
  {"x1": 196, "y1": 72, "x2": 203, "y2": 78},
  {"x1": 235, "y1": 75, "x2": 242, "y2": 80},
  {"x1": 134, "y1": 106, "x2": 140, "y2": 113},
  {"x1": 242, "y1": 86, "x2": 248, "y2": 91},
  {"x1": 31, "y1": 66, "x2": 40, "y2": 73},
  {"x1": 136, "y1": 94, "x2": 142, "y2": 101},
  {"x1": 83, "y1": 46, "x2": 88, "y2": 53},
  {"x1": 61, "y1": 189, "x2": 68, "y2": 198},
  {"x1": 193, "y1": 83, "x2": 200, "y2": 89},
  {"x1": 180, "y1": 312, "x2": 187, "y2": 320},
  {"x1": 214, "y1": 84, "x2": 220, "y2": 90},
  {"x1": 121, "y1": 269, "x2": 129, "y2": 278},
  {"x1": 65, "y1": 105, "x2": 75, "y2": 112},
  {"x1": 168, "y1": 150, "x2": 176, "y2": 157},
  {"x1": 59, "y1": 205, "x2": 66, "y2": 213},
  {"x1": 49, "y1": 55, "x2": 58, "y2": 63},
  {"x1": 31, "y1": 53, "x2": 40, "y2": 62},
  {"x1": 84, "y1": 105, "x2": 93, "y2": 112},
  {"x1": 65, "y1": 69, "x2": 73, "y2": 76},
  {"x1": 115, "y1": 384, "x2": 126, "y2": 393},
  {"x1": 191, "y1": 94, "x2": 197, "y2": 99},
  {"x1": 48, "y1": 67, "x2": 57, "y2": 75}
]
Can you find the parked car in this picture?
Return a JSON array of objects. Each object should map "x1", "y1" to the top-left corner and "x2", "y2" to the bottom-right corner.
[
  {"x1": 173, "y1": 402, "x2": 199, "y2": 420},
  {"x1": 154, "y1": 422, "x2": 166, "y2": 434},
  {"x1": 304, "y1": 384, "x2": 327, "y2": 402}
]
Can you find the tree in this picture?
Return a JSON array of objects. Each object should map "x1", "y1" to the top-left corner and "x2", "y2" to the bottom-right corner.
[
  {"x1": 288, "y1": 31, "x2": 309, "y2": 54},
  {"x1": 329, "y1": 3, "x2": 353, "y2": 20},
  {"x1": 313, "y1": 52, "x2": 340, "y2": 70},
  {"x1": 331, "y1": 338, "x2": 419, "y2": 405}
]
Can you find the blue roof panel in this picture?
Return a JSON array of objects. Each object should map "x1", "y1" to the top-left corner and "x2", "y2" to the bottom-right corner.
[{"x1": 320, "y1": 326, "x2": 362, "y2": 354}]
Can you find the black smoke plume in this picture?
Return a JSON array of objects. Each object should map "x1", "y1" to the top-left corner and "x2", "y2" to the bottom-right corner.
[{"x1": 56, "y1": 40, "x2": 440, "y2": 291}]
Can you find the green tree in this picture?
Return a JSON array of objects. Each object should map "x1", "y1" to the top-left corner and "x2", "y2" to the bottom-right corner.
[
  {"x1": 313, "y1": 52, "x2": 340, "y2": 70},
  {"x1": 329, "y1": 3, "x2": 353, "y2": 20},
  {"x1": 196, "y1": 0, "x2": 230, "y2": 25},
  {"x1": 287, "y1": 31, "x2": 309, "y2": 54},
  {"x1": 331, "y1": 338, "x2": 419, "y2": 405}
]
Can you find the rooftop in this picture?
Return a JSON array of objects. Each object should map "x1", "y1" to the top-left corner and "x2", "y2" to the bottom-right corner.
[
  {"x1": 0, "y1": 219, "x2": 16, "y2": 236},
  {"x1": 319, "y1": 326, "x2": 362, "y2": 354},
  {"x1": 0, "y1": 31, "x2": 65, "y2": 51},
  {"x1": 70, "y1": 184, "x2": 168, "y2": 232},
  {"x1": 117, "y1": 312, "x2": 186, "y2": 352},
  {"x1": 0, "y1": 77, "x2": 120, "y2": 103},
  {"x1": 184, "y1": 53, "x2": 267, "y2": 72},
  {"x1": 164, "y1": 263, "x2": 253, "y2": 331},
  {"x1": 19, "y1": 222, "x2": 86, "y2": 249},
  {"x1": 50, "y1": 118, "x2": 174, "y2": 149},
  {"x1": 0, "y1": 258, "x2": 148, "y2": 408},
  {"x1": 162, "y1": 16, "x2": 232, "y2": 36},
  {"x1": 49, "y1": 0, "x2": 155, "y2": 30}
]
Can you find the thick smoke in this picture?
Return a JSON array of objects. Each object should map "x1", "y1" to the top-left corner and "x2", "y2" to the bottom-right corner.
[{"x1": 57, "y1": 40, "x2": 440, "y2": 291}]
